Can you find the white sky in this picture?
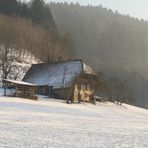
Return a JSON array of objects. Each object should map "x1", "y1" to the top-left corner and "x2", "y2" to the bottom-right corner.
[{"x1": 24, "y1": 0, "x2": 148, "y2": 21}]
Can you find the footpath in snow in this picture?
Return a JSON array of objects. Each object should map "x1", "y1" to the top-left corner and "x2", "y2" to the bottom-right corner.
[{"x1": 0, "y1": 92, "x2": 148, "y2": 148}]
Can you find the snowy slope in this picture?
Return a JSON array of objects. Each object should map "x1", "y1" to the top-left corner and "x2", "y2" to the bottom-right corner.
[{"x1": 0, "y1": 93, "x2": 148, "y2": 147}]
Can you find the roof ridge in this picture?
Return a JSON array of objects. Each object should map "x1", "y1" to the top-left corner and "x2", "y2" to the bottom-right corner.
[{"x1": 32, "y1": 59, "x2": 83, "y2": 66}]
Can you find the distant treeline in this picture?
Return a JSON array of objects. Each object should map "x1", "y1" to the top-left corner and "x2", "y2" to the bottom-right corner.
[{"x1": 0, "y1": 0, "x2": 56, "y2": 32}]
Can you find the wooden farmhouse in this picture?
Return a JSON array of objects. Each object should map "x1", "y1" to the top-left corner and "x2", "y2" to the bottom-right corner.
[{"x1": 23, "y1": 60, "x2": 99, "y2": 103}]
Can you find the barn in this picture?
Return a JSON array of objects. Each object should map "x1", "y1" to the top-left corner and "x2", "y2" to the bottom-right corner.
[
  {"x1": 23, "y1": 60, "x2": 99, "y2": 103},
  {"x1": 3, "y1": 79, "x2": 37, "y2": 100}
]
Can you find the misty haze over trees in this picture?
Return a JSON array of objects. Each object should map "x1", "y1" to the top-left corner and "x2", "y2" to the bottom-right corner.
[
  {"x1": 0, "y1": 0, "x2": 148, "y2": 108},
  {"x1": 49, "y1": 2, "x2": 148, "y2": 108}
]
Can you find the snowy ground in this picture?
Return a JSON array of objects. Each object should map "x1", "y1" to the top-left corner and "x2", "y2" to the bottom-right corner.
[{"x1": 0, "y1": 92, "x2": 148, "y2": 147}]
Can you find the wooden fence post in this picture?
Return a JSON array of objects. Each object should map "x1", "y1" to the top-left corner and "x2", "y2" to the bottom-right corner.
[{"x1": 4, "y1": 81, "x2": 7, "y2": 96}]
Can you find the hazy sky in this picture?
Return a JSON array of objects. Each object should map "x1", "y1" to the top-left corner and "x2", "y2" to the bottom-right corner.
[{"x1": 24, "y1": 0, "x2": 148, "y2": 20}]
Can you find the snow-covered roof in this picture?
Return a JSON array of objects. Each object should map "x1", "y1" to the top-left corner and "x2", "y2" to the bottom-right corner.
[
  {"x1": 23, "y1": 60, "x2": 97, "y2": 89},
  {"x1": 3, "y1": 79, "x2": 36, "y2": 86}
]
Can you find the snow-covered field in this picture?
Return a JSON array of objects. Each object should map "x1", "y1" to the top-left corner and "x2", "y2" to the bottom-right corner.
[{"x1": 0, "y1": 92, "x2": 148, "y2": 147}]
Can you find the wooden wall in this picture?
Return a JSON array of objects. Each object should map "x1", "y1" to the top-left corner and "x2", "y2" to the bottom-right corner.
[{"x1": 73, "y1": 84, "x2": 94, "y2": 103}]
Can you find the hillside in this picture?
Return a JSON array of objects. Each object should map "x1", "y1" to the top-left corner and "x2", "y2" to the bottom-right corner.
[
  {"x1": 49, "y1": 3, "x2": 148, "y2": 75},
  {"x1": 49, "y1": 3, "x2": 148, "y2": 108},
  {"x1": 1, "y1": 1, "x2": 148, "y2": 108},
  {"x1": 0, "y1": 92, "x2": 148, "y2": 147},
  {"x1": 0, "y1": 51, "x2": 39, "y2": 81}
]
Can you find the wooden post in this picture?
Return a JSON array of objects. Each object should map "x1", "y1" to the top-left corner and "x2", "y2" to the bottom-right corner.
[
  {"x1": 92, "y1": 93, "x2": 96, "y2": 105},
  {"x1": 15, "y1": 85, "x2": 17, "y2": 97},
  {"x1": 4, "y1": 81, "x2": 7, "y2": 96}
]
